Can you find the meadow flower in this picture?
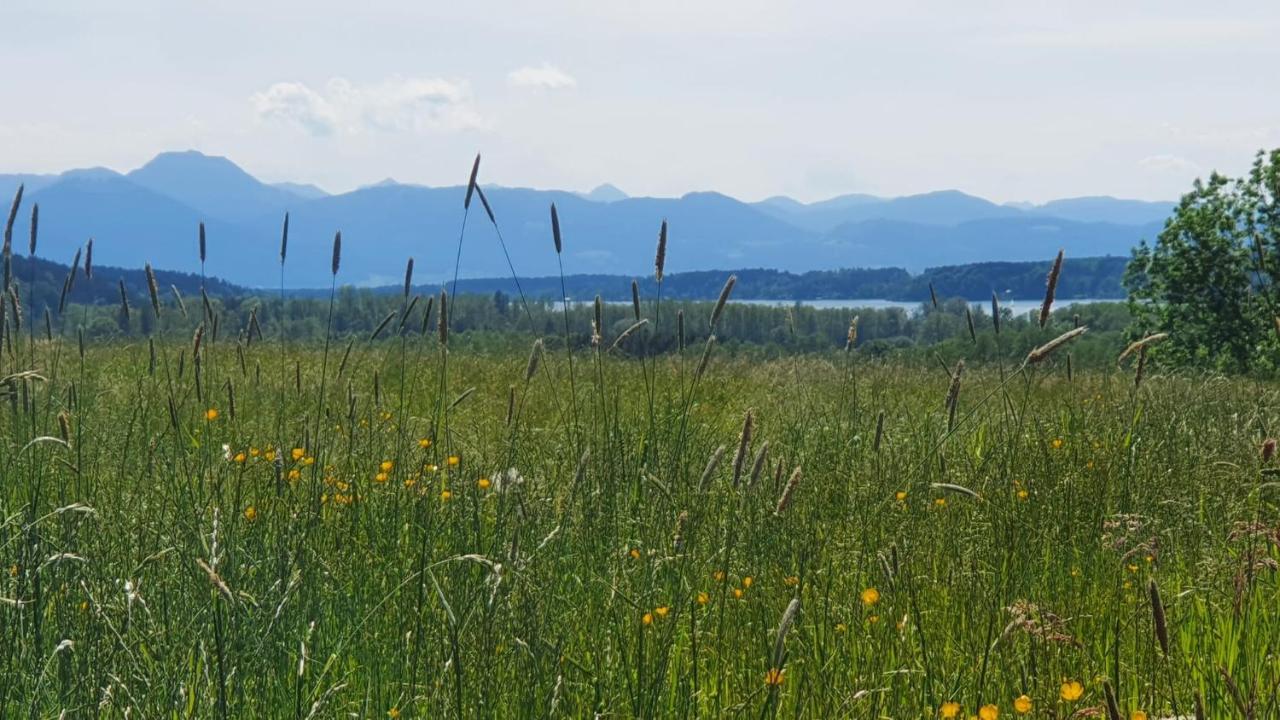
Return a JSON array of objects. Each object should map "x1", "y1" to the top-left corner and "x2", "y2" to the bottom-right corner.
[
  {"x1": 288, "y1": 469, "x2": 301, "y2": 481},
  {"x1": 222, "y1": 444, "x2": 232, "y2": 461},
  {"x1": 388, "y1": 709, "x2": 400, "y2": 719},
  {"x1": 742, "y1": 576, "x2": 753, "y2": 588},
  {"x1": 1013, "y1": 695, "x2": 1031, "y2": 713},
  {"x1": 205, "y1": 408, "x2": 219, "y2": 421},
  {"x1": 834, "y1": 622, "x2": 847, "y2": 633},
  {"x1": 303, "y1": 456, "x2": 315, "y2": 466},
  {"x1": 697, "y1": 591, "x2": 709, "y2": 605},
  {"x1": 375, "y1": 472, "x2": 388, "y2": 483},
  {"x1": 732, "y1": 588, "x2": 744, "y2": 599},
  {"x1": 784, "y1": 575, "x2": 799, "y2": 586},
  {"x1": 895, "y1": 490, "x2": 907, "y2": 502},
  {"x1": 654, "y1": 606, "x2": 669, "y2": 618},
  {"x1": 291, "y1": 448, "x2": 304, "y2": 461},
  {"x1": 8, "y1": 564, "x2": 18, "y2": 577},
  {"x1": 866, "y1": 614, "x2": 879, "y2": 624},
  {"x1": 243, "y1": 505, "x2": 257, "y2": 521},
  {"x1": 440, "y1": 489, "x2": 452, "y2": 502},
  {"x1": 1264, "y1": 438, "x2": 1277, "y2": 462},
  {"x1": 418, "y1": 438, "x2": 432, "y2": 449},
  {"x1": 642, "y1": 612, "x2": 653, "y2": 625},
  {"x1": 1051, "y1": 438, "x2": 1064, "y2": 450},
  {"x1": 250, "y1": 447, "x2": 260, "y2": 457},
  {"x1": 979, "y1": 705, "x2": 999, "y2": 720},
  {"x1": 1130, "y1": 712, "x2": 1146, "y2": 720},
  {"x1": 713, "y1": 570, "x2": 725, "y2": 582},
  {"x1": 629, "y1": 548, "x2": 641, "y2": 560},
  {"x1": 477, "y1": 477, "x2": 491, "y2": 490},
  {"x1": 860, "y1": 587, "x2": 880, "y2": 606},
  {"x1": 763, "y1": 668, "x2": 784, "y2": 686},
  {"x1": 447, "y1": 455, "x2": 460, "y2": 467},
  {"x1": 934, "y1": 498, "x2": 947, "y2": 508},
  {"x1": 380, "y1": 460, "x2": 393, "y2": 472},
  {"x1": 940, "y1": 701, "x2": 961, "y2": 718},
  {"x1": 1059, "y1": 680, "x2": 1083, "y2": 702},
  {"x1": 234, "y1": 452, "x2": 246, "y2": 464}
]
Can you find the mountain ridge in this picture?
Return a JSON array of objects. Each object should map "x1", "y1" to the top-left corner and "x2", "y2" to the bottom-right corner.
[{"x1": 1, "y1": 150, "x2": 1171, "y2": 288}]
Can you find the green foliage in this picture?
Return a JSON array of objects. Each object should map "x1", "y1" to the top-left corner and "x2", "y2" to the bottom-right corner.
[{"x1": 1126, "y1": 148, "x2": 1280, "y2": 373}]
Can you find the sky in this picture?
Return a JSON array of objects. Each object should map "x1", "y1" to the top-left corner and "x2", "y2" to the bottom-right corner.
[{"x1": 1, "y1": 0, "x2": 1277, "y2": 204}]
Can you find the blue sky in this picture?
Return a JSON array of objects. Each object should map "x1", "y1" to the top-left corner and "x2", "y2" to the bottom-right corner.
[{"x1": 2, "y1": 0, "x2": 1277, "y2": 203}]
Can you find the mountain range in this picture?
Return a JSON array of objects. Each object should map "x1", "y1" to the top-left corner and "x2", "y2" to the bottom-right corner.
[{"x1": 0, "y1": 150, "x2": 1174, "y2": 288}]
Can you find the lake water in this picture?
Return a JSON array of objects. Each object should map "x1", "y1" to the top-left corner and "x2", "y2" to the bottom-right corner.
[
  {"x1": 564, "y1": 297, "x2": 1119, "y2": 316},
  {"x1": 730, "y1": 297, "x2": 1118, "y2": 315}
]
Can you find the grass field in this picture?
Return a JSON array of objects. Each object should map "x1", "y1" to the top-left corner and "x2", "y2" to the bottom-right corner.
[{"x1": 2, "y1": 305, "x2": 1279, "y2": 718}]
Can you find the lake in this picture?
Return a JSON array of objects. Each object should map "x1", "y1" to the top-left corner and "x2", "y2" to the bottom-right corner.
[{"x1": 561, "y1": 297, "x2": 1120, "y2": 316}]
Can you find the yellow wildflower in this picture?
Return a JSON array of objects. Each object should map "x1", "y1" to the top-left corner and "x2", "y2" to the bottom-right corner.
[
  {"x1": 243, "y1": 505, "x2": 257, "y2": 521},
  {"x1": 1014, "y1": 695, "x2": 1031, "y2": 713},
  {"x1": 205, "y1": 408, "x2": 219, "y2": 421},
  {"x1": 860, "y1": 587, "x2": 880, "y2": 606},
  {"x1": 941, "y1": 701, "x2": 961, "y2": 718},
  {"x1": 1060, "y1": 680, "x2": 1083, "y2": 702},
  {"x1": 763, "y1": 668, "x2": 784, "y2": 686}
]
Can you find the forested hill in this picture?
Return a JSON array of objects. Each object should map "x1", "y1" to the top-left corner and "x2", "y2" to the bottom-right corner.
[
  {"x1": 10, "y1": 253, "x2": 1127, "y2": 316},
  {"x1": 424, "y1": 255, "x2": 1129, "y2": 303}
]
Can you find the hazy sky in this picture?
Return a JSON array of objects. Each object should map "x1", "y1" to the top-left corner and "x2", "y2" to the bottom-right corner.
[{"x1": 2, "y1": 1, "x2": 1277, "y2": 203}]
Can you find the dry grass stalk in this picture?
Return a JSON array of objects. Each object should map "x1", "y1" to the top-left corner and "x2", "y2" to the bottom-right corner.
[
  {"x1": 525, "y1": 339, "x2": 542, "y2": 381},
  {"x1": 731, "y1": 409, "x2": 754, "y2": 487},
  {"x1": 697, "y1": 445, "x2": 726, "y2": 492},
  {"x1": 438, "y1": 290, "x2": 449, "y2": 345},
  {"x1": 928, "y1": 282, "x2": 938, "y2": 309},
  {"x1": 655, "y1": 220, "x2": 667, "y2": 282},
  {"x1": 28, "y1": 203, "x2": 38, "y2": 256},
  {"x1": 749, "y1": 441, "x2": 770, "y2": 486},
  {"x1": 991, "y1": 292, "x2": 1000, "y2": 334},
  {"x1": 280, "y1": 213, "x2": 289, "y2": 264},
  {"x1": 1149, "y1": 579, "x2": 1169, "y2": 656},
  {"x1": 199, "y1": 222, "x2": 206, "y2": 263},
  {"x1": 403, "y1": 258, "x2": 414, "y2": 298},
  {"x1": 1026, "y1": 326, "x2": 1088, "y2": 364},
  {"x1": 1039, "y1": 249, "x2": 1063, "y2": 328},
  {"x1": 770, "y1": 598, "x2": 801, "y2": 669},
  {"x1": 369, "y1": 311, "x2": 397, "y2": 341},
  {"x1": 710, "y1": 275, "x2": 736, "y2": 331},
  {"x1": 608, "y1": 319, "x2": 648, "y2": 351},
  {"x1": 945, "y1": 360, "x2": 964, "y2": 430},
  {"x1": 846, "y1": 315, "x2": 858, "y2": 351},
  {"x1": 775, "y1": 466, "x2": 802, "y2": 515},
  {"x1": 551, "y1": 203, "x2": 562, "y2": 254},
  {"x1": 84, "y1": 238, "x2": 93, "y2": 280},
  {"x1": 631, "y1": 280, "x2": 640, "y2": 322},
  {"x1": 464, "y1": 154, "x2": 481, "y2": 209},
  {"x1": 1117, "y1": 332, "x2": 1169, "y2": 366},
  {"x1": 331, "y1": 232, "x2": 341, "y2": 276},
  {"x1": 145, "y1": 263, "x2": 161, "y2": 318}
]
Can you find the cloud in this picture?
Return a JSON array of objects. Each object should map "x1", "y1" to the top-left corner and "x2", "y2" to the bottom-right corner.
[
  {"x1": 252, "y1": 76, "x2": 485, "y2": 136},
  {"x1": 251, "y1": 82, "x2": 338, "y2": 136},
  {"x1": 507, "y1": 63, "x2": 577, "y2": 90},
  {"x1": 1138, "y1": 154, "x2": 1201, "y2": 174}
]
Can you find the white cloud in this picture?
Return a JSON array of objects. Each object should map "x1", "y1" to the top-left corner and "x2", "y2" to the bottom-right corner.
[
  {"x1": 1139, "y1": 154, "x2": 1201, "y2": 174},
  {"x1": 251, "y1": 82, "x2": 338, "y2": 136},
  {"x1": 252, "y1": 76, "x2": 485, "y2": 136},
  {"x1": 507, "y1": 63, "x2": 577, "y2": 90}
]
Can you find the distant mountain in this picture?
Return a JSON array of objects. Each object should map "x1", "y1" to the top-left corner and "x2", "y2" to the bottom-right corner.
[
  {"x1": 273, "y1": 182, "x2": 329, "y2": 200},
  {"x1": 1030, "y1": 196, "x2": 1175, "y2": 225},
  {"x1": 757, "y1": 190, "x2": 1021, "y2": 231},
  {"x1": 579, "y1": 183, "x2": 628, "y2": 203},
  {"x1": 125, "y1": 150, "x2": 299, "y2": 223},
  {"x1": 0, "y1": 150, "x2": 1172, "y2": 288}
]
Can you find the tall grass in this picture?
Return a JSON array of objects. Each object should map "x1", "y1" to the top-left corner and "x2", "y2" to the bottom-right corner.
[{"x1": 0, "y1": 207, "x2": 1276, "y2": 720}]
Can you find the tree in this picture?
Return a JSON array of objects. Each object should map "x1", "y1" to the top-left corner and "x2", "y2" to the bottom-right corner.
[{"x1": 1125, "y1": 149, "x2": 1280, "y2": 373}]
